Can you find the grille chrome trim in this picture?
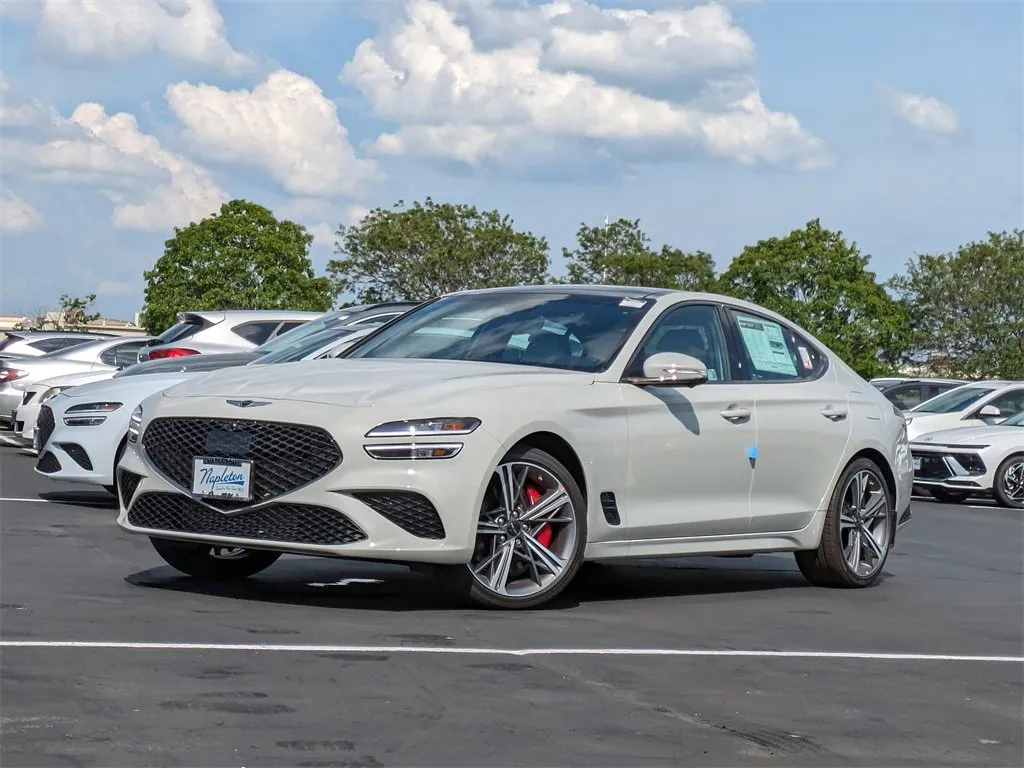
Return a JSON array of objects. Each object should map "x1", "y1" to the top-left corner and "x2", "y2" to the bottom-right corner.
[{"x1": 141, "y1": 417, "x2": 343, "y2": 512}]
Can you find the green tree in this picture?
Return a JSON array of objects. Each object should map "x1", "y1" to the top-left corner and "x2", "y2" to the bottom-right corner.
[
  {"x1": 560, "y1": 218, "x2": 718, "y2": 290},
  {"x1": 326, "y1": 198, "x2": 550, "y2": 303},
  {"x1": 719, "y1": 219, "x2": 907, "y2": 379},
  {"x1": 889, "y1": 229, "x2": 1024, "y2": 379},
  {"x1": 140, "y1": 199, "x2": 333, "y2": 334},
  {"x1": 57, "y1": 293, "x2": 101, "y2": 329}
]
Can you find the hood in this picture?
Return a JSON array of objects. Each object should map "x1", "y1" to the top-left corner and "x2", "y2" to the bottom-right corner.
[
  {"x1": 64, "y1": 371, "x2": 201, "y2": 401},
  {"x1": 912, "y1": 425, "x2": 1022, "y2": 445},
  {"x1": 25, "y1": 370, "x2": 115, "y2": 391},
  {"x1": 116, "y1": 351, "x2": 259, "y2": 378},
  {"x1": 162, "y1": 358, "x2": 593, "y2": 408}
]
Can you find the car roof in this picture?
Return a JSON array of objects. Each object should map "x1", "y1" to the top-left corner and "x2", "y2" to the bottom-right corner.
[{"x1": 448, "y1": 284, "x2": 676, "y2": 300}]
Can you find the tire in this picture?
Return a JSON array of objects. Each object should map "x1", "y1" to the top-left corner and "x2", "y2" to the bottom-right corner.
[
  {"x1": 795, "y1": 457, "x2": 895, "y2": 588},
  {"x1": 441, "y1": 445, "x2": 588, "y2": 609},
  {"x1": 105, "y1": 438, "x2": 128, "y2": 498},
  {"x1": 150, "y1": 537, "x2": 281, "y2": 580},
  {"x1": 993, "y1": 453, "x2": 1024, "y2": 510},
  {"x1": 931, "y1": 488, "x2": 969, "y2": 504}
]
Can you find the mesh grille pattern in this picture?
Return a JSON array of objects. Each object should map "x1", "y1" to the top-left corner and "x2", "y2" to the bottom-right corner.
[
  {"x1": 37, "y1": 405, "x2": 55, "y2": 448},
  {"x1": 142, "y1": 417, "x2": 342, "y2": 511},
  {"x1": 350, "y1": 491, "x2": 446, "y2": 540},
  {"x1": 36, "y1": 451, "x2": 61, "y2": 473},
  {"x1": 117, "y1": 469, "x2": 143, "y2": 504},
  {"x1": 127, "y1": 492, "x2": 367, "y2": 546},
  {"x1": 60, "y1": 442, "x2": 93, "y2": 470}
]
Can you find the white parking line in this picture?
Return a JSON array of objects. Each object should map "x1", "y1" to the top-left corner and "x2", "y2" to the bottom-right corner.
[
  {"x1": 0, "y1": 497, "x2": 53, "y2": 503},
  {"x1": 0, "y1": 640, "x2": 1020, "y2": 663}
]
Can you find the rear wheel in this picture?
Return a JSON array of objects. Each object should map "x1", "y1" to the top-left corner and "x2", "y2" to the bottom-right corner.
[
  {"x1": 931, "y1": 488, "x2": 969, "y2": 504},
  {"x1": 795, "y1": 458, "x2": 894, "y2": 588},
  {"x1": 443, "y1": 446, "x2": 587, "y2": 609},
  {"x1": 993, "y1": 454, "x2": 1024, "y2": 510},
  {"x1": 150, "y1": 537, "x2": 281, "y2": 580}
]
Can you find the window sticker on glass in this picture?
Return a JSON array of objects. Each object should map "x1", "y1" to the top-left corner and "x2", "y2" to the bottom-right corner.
[
  {"x1": 736, "y1": 315, "x2": 797, "y2": 376},
  {"x1": 798, "y1": 346, "x2": 813, "y2": 370},
  {"x1": 619, "y1": 298, "x2": 646, "y2": 308},
  {"x1": 707, "y1": 368, "x2": 718, "y2": 381}
]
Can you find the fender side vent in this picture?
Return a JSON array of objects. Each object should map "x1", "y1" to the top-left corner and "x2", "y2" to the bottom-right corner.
[{"x1": 599, "y1": 492, "x2": 620, "y2": 525}]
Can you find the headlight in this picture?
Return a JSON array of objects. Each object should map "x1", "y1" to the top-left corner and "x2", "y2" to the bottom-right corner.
[
  {"x1": 127, "y1": 404, "x2": 143, "y2": 443},
  {"x1": 365, "y1": 417, "x2": 481, "y2": 438},
  {"x1": 62, "y1": 401, "x2": 122, "y2": 427}
]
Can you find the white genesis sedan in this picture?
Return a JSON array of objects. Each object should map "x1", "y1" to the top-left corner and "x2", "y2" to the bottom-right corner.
[{"x1": 115, "y1": 286, "x2": 914, "y2": 609}]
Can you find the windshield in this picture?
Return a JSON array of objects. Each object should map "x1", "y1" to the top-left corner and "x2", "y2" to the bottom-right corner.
[
  {"x1": 344, "y1": 291, "x2": 655, "y2": 373},
  {"x1": 252, "y1": 313, "x2": 332, "y2": 354},
  {"x1": 254, "y1": 325, "x2": 369, "y2": 364},
  {"x1": 910, "y1": 386, "x2": 995, "y2": 414},
  {"x1": 1000, "y1": 409, "x2": 1024, "y2": 427}
]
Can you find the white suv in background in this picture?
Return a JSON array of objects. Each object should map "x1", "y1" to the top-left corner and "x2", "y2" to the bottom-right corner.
[
  {"x1": 904, "y1": 381, "x2": 1024, "y2": 440},
  {"x1": 137, "y1": 310, "x2": 324, "y2": 362}
]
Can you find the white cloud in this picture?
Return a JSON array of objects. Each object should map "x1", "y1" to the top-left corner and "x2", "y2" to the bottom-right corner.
[
  {"x1": 69, "y1": 103, "x2": 227, "y2": 229},
  {"x1": 0, "y1": 76, "x2": 226, "y2": 230},
  {"x1": 0, "y1": 188, "x2": 44, "y2": 233},
  {"x1": 879, "y1": 84, "x2": 960, "y2": 135},
  {"x1": 309, "y1": 223, "x2": 336, "y2": 247},
  {"x1": 10, "y1": 0, "x2": 252, "y2": 74},
  {"x1": 166, "y1": 69, "x2": 380, "y2": 199},
  {"x1": 340, "y1": 0, "x2": 830, "y2": 171}
]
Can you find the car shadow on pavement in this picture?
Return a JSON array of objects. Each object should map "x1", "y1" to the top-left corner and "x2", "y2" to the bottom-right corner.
[
  {"x1": 38, "y1": 491, "x2": 118, "y2": 509},
  {"x1": 124, "y1": 555, "x2": 818, "y2": 612}
]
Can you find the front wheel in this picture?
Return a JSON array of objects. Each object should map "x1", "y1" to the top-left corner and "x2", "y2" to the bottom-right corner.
[
  {"x1": 150, "y1": 537, "x2": 281, "y2": 580},
  {"x1": 795, "y1": 457, "x2": 895, "y2": 588},
  {"x1": 443, "y1": 446, "x2": 588, "y2": 609},
  {"x1": 993, "y1": 454, "x2": 1024, "y2": 510}
]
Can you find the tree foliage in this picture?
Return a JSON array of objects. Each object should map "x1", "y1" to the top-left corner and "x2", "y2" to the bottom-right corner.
[
  {"x1": 889, "y1": 229, "x2": 1024, "y2": 379},
  {"x1": 560, "y1": 218, "x2": 718, "y2": 291},
  {"x1": 140, "y1": 199, "x2": 333, "y2": 334},
  {"x1": 719, "y1": 219, "x2": 908, "y2": 379},
  {"x1": 57, "y1": 293, "x2": 101, "y2": 330},
  {"x1": 326, "y1": 198, "x2": 550, "y2": 303}
]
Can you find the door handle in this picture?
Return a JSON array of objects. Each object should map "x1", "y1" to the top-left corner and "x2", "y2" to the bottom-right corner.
[
  {"x1": 720, "y1": 406, "x2": 751, "y2": 422},
  {"x1": 821, "y1": 406, "x2": 848, "y2": 421}
]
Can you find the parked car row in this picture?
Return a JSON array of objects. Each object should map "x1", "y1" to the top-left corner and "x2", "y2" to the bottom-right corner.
[{"x1": 12, "y1": 286, "x2": 921, "y2": 610}]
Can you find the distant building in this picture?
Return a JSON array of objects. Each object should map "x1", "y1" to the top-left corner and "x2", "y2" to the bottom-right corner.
[{"x1": 1, "y1": 312, "x2": 147, "y2": 337}]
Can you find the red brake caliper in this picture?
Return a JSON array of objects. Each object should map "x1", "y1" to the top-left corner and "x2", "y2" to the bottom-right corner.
[{"x1": 524, "y1": 484, "x2": 553, "y2": 548}]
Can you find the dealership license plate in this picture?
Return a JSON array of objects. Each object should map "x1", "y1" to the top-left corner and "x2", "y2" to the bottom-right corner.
[
  {"x1": 192, "y1": 457, "x2": 253, "y2": 501},
  {"x1": 913, "y1": 457, "x2": 921, "y2": 471}
]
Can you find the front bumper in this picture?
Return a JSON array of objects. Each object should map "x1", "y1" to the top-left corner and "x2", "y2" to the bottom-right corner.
[
  {"x1": 115, "y1": 407, "x2": 505, "y2": 565},
  {"x1": 15, "y1": 401, "x2": 42, "y2": 440},
  {"x1": 909, "y1": 446, "x2": 990, "y2": 495}
]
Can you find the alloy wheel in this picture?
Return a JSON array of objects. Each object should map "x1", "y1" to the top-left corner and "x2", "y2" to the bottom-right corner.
[
  {"x1": 839, "y1": 469, "x2": 891, "y2": 578},
  {"x1": 999, "y1": 460, "x2": 1024, "y2": 504},
  {"x1": 469, "y1": 460, "x2": 578, "y2": 599},
  {"x1": 209, "y1": 546, "x2": 250, "y2": 560}
]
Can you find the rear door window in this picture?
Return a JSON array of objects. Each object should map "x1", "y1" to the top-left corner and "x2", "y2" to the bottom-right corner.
[
  {"x1": 100, "y1": 341, "x2": 150, "y2": 368},
  {"x1": 232, "y1": 321, "x2": 282, "y2": 345},
  {"x1": 156, "y1": 319, "x2": 205, "y2": 344}
]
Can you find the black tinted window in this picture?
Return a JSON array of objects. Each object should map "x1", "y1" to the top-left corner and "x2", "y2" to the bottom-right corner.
[
  {"x1": 28, "y1": 338, "x2": 70, "y2": 352},
  {"x1": 233, "y1": 321, "x2": 281, "y2": 345},
  {"x1": 157, "y1": 319, "x2": 204, "y2": 344},
  {"x1": 101, "y1": 342, "x2": 148, "y2": 368}
]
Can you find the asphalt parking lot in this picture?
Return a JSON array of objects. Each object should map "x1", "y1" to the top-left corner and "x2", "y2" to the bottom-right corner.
[{"x1": 1, "y1": 443, "x2": 1021, "y2": 768}]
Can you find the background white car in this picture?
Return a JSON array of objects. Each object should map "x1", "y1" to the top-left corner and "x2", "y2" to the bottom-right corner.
[
  {"x1": 137, "y1": 309, "x2": 322, "y2": 361},
  {"x1": 115, "y1": 285, "x2": 914, "y2": 610},
  {"x1": 0, "y1": 335, "x2": 155, "y2": 427},
  {"x1": 904, "y1": 380, "x2": 1024, "y2": 440},
  {"x1": 909, "y1": 409, "x2": 1024, "y2": 508},
  {"x1": 12, "y1": 369, "x2": 119, "y2": 442},
  {"x1": 34, "y1": 323, "x2": 380, "y2": 493}
]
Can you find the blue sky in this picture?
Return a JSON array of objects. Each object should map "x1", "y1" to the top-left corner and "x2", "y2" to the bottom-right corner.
[{"x1": 1, "y1": 0, "x2": 1020, "y2": 322}]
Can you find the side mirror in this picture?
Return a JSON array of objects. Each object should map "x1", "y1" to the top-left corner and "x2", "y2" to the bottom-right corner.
[
  {"x1": 978, "y1": 404, "x2": 1001, "y2": 419},
  {"x1": 625, "y1": 352, "x2": 708, "y2": 388}
]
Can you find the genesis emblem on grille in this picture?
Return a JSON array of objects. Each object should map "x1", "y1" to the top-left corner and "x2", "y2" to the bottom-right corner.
[{"x1": 226, "y1": 399, "x2": 270, "y2": 408}]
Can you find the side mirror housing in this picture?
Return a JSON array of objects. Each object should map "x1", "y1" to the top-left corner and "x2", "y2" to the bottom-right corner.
[
  {"x1": 978, "y1": 404, "x2": 1001, "y2": 418},
  {"x1": 625, "y1": 352, "x2": 708, "y2": 388}
]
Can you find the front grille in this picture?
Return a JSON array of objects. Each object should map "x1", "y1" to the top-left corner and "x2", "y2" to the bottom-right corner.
[
  {"x1": 22, "y1": 390, "x2": 35, "y2": 406},
  {"x1": 914, "y1": 454, "x2": 951, "y2": 480},
  {"x1": 913, "y1": 452, "x2": 986, "y2": 480},
  {"x1": 127, "y1": 492, "x2": 367, "y2": 546},
  {"x1": 36, "y1": 451, "x2": 61, "y2": 473},
  {"x1": 37, "y1": 405, "x2": 55, "y2": 448},
  {"x1": 142, "y1": 417, "x2": 343, "y2": 511},
  {"x1": 350, "y1": 491, "x2": 446, "y2": 539},
  {"x1": 117, "y1": 469, "x2": 143, "y2": 505},
  {"x1": 59, "y1": 443, "x2": 93, "y2": 470}
]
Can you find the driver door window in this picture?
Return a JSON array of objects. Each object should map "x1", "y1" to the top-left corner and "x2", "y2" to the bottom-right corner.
[{"x1": 625, "y1": 304, "x2": 731, "y2": 382}]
